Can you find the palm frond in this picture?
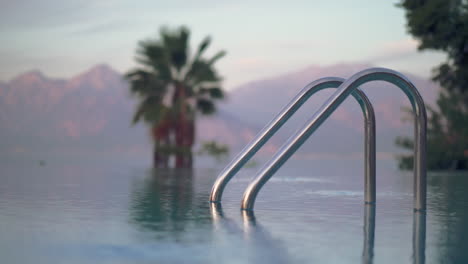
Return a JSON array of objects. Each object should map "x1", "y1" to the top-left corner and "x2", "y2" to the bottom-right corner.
[
  {"x1": 125, "y1": 68, "x2": 167, "y2": 97},
  {"x1": 207, "y1": 50, "x2": 227, "y2": 65},
  {"x1": 193, "y1": 36, "x2": 211, "y2": 62},
  {"x1": 160, "y1": 26, "x2": 190, "y2": 72},
  {"x1": 132, "y1": 96, "x2": 161, "y2": 124},
  {"x1": 198, "y1": 87, "x2": 224, "y2": 99},
  {"x1": 196, "y1": 98, "x2": 216, "y2": 115},
  {"x1": 185, "y1": 59, "x2": 222, "y2": 86},
  {"x1": 136, "y1": 40, "x2": 173, "y2": 81}
]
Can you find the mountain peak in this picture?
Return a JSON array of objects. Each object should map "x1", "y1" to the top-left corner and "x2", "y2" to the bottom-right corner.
[
  {"x1": 88, "y1": 63, "x2": 118, "y2": 75},
  {"x1": 296, "y1": 62, "x2": 375, "y2": 79},
  {"x1": 11, "y1": 70, "x2": 48, "y2": 84},
  {"x1": 69, "y1": 64, "x2": 122, "y2": 90},
  {"x1": 77, "y1": 63, "x2": 119, "y2": 79}
]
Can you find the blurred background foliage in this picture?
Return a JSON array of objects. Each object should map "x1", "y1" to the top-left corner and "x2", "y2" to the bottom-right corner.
[{"x1": 396, "y1": 0, "x2": 468, "y2": 170}]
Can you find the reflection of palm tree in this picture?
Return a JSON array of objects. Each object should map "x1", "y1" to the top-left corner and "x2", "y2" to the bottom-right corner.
[
  {"x1": 130, "y1": 169, "x2": 195, "y2": 234},
  {"x1": 126, "y1": 26, "x2": 226, "y2": 168}
]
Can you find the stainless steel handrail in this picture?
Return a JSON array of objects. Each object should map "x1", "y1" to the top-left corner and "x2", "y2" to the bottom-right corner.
[
  {"x1": 241, "y1": 68, "x2": 427, "y2": 211},
  {"x1": 209, "y1": 77, "x2": 376, "y2": 204}
]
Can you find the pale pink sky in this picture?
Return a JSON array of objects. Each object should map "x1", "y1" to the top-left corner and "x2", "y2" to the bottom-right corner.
[{"x1": 0, "y1": 0, "x2": 446, "y2": 89}]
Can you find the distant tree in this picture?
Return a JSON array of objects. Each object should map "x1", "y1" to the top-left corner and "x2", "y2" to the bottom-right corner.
[
  {"x1": 126, "y1": 26, "x2": 226, "y2": 168},
  {"x1": 197, "y1": 141, "x2": 229, "y2": 162},
  {"x1": 396, "y1": 0, "x2": 468, "y2": 170}
]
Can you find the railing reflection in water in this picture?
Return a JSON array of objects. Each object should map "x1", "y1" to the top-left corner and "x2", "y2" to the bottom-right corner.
[
  {"x1": 210, "y1": 203, "x2": 291, "y2": 263},
  {"x1": 210, "y1": 204, "x2": 426, "y2": 264}
]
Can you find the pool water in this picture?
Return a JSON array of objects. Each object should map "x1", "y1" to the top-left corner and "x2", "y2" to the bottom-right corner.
[{"x1": 0, "y1": 158, "x2": 467, "y2": 263}]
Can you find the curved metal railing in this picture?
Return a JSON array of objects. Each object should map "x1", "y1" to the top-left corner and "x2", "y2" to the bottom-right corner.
[
  {"x1": 241, "y1": 68, "x2": 427, "y2": 211},
  {"x1": 209, "y1": 77, "x2": 376, "y2": 204}
]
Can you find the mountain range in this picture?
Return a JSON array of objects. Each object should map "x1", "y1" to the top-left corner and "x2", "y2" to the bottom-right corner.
[{"x1": 0, "y1": 63, "x2": 439, "y2": 160}]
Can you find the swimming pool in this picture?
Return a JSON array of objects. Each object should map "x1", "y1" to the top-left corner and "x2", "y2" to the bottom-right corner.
[{"x1": 0, "y1": 158, "x2": 467, "y2": 263}]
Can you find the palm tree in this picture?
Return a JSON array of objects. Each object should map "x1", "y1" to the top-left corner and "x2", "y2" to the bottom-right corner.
[{"x1": 126, "y1": 26, "x2": 226, "y2": 168}]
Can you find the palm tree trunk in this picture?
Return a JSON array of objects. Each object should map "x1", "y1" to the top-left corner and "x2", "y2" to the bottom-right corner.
[
  {"x1": 174, "y1": 118, "x2": 194, "y2": 168},
  {"x1": 174, "y1": 117, "x2": 192, "y2": 168},
  {"x1": 175, "y1": 121, "x2": 185, "y2": 168},
  {"x1": 152, "y1": 120, "x2": 171, "y2": 168},
  {"x1": 174, "y1": 83, "x2": 193, "y2": 169},
  {"x1": 185, "y1": 119, "x2": 195, "y2": 167},
  {"x1": 153, "y1": 140, "x2": 166, "y2": 168}
]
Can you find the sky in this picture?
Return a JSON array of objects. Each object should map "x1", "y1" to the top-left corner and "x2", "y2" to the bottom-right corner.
[{"x1": 0, "y1": 0, "x2": 446, "y2": 89}]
